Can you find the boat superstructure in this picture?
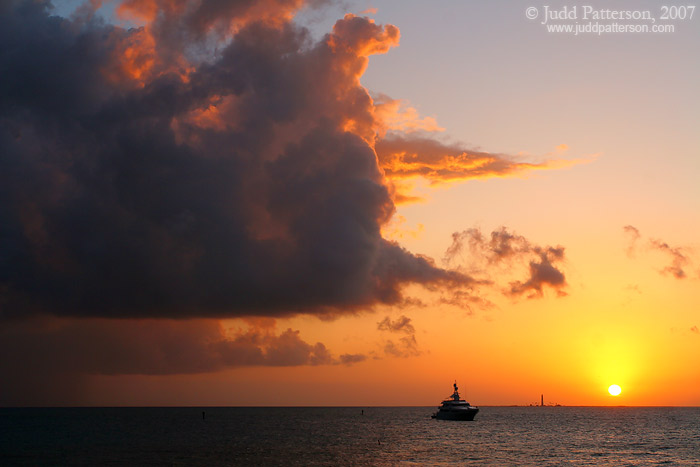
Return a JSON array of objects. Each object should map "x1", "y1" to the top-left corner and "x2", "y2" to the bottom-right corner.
[{"x1": 431, "y1": 382, "x2": 479, "y2": 421}]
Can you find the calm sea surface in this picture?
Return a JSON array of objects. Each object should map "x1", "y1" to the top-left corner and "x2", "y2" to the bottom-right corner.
[{"x1": 2, "y1": 407, "x2": 699, "y2": 465}]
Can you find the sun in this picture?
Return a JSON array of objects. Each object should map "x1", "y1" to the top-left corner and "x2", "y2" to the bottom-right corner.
[{"x1": 608, "y1": 384, "x2": 622, "y2": 396}]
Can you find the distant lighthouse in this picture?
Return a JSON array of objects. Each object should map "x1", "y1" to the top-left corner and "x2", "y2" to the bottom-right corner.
[{"x1": 541, "y1": 394, "x2": 544, "y2": 407}]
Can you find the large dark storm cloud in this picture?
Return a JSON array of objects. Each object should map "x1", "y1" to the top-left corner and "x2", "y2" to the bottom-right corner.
[{"x1": 0, "y1": 1, "x2": 473, "y2": 319}]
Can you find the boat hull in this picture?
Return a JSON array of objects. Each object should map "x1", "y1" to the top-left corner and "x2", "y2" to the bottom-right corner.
[{"x1": 432, "y1": 408, "x2": 479, "y2": 421}]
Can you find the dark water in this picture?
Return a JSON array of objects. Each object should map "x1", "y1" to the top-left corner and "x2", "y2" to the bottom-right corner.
[{"x1": 2, "y1": 407, "x2": 699, "y2": 465}]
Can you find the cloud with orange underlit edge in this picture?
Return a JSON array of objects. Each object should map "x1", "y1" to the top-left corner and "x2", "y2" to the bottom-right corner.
[
  {"x1": 0, "y1": 1, "x2": 480, "y2": 321},
  {"x1": 373, "y1": 93, "x2": 445, "y2": 134},
  {"x1": 380, "y1": 214, "x2": 425, "y2": 241},
  {"x1": 375, "y1": 135, "x2": 596, "y2": 201}
]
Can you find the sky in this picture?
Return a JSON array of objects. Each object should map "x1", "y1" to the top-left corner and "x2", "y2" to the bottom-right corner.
[{"x1": 0, "y1": 0, "x2": 698, "y2": 407}]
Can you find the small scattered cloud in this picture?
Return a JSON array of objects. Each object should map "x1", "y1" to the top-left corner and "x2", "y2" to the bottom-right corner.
[
  {"x1": 377, "y1": 315, "x2": 422, "y2": 357},
  {"x1": 623, "y1": 226, "x2": 693, "y2": 279},
  {"x1": 443, "y1": 227, "x2": 568, "y2": 299},
  {"x1": 383, "y1": 335, "x2": 420, "y2": 358},
  {"x1": 377, "y1": 315, "x2": 415, "y2": 334},
  {"x1": 690, "y1": 325, "x2": 699, "y2": 334},
  {"x1": 437, "y1": 290, "x2": 493, "y2": 314},
  {"x1": 620, "y1": 284, "x2": 643, "y2": 307},
  {"x1": 623, "y1": 225, "x2": 641, "y2": 258},
  {"x1": 339, "y1": 353, "x2": 368, "y2": 365},
  {"x1": 508, "y1": 247, "x2": 567, "y2": 298},
  {"x1": 649, "y1": 239, "x2": 690, "y2": 279}
]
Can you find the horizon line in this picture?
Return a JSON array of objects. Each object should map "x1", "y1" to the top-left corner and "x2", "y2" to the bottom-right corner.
[{"x1": 3, "y1": 405, "x2": 699, "y2": 409}]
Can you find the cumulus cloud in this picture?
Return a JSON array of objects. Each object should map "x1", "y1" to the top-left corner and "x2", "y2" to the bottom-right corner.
[
  {"x1": 0, "y1": 1, "x2": 479, "y2": 320},
  {"x1": 444, "y1": 227, "x2": 568, "y2": 298}
]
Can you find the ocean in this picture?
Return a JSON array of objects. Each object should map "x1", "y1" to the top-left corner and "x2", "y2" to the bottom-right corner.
[{"x1": 2, "y1": 407, "x2": 699, "y2": 465}]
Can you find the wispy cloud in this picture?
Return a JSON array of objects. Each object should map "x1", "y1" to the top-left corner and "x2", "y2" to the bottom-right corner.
[
  {"x1": 373, "y1": 94, "x2": 444, "y2": 133},
  {"x1": 339, "y1": 353, "x2": 368, "y2": 365},
  {"x1": 623, "y1": 225, "x2": 641, "y2": 257},
  {"x1": 623, "y1": 226, "x2": 693, "y2": 279},
  {"x1": 375, "y1": 136, "x2": 594, "y2": 202},
  {"x1": 444, "y1": 227, "x2": 568, "y2": 299},
  {"x1": 377, "y1": 315, "x2": 422, "y2": 357},
  {"x1": 649, "y1": 239, "x2": 690, "y2": 279},
  {"x1": 377, "y1": 315, "x2": 415, "y2": 334}
]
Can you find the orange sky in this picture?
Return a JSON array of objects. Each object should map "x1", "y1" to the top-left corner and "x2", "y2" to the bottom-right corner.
[{"x1": 2, "y1": 0, "x2": 698, "y2": 407}]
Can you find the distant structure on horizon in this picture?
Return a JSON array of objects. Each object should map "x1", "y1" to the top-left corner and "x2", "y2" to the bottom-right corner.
[{"x1": 525, "y1": 394, "x2": 560, "y2": 407}]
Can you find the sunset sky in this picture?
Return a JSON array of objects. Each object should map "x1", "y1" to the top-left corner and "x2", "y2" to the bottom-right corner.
[{"x1": 1, "y1": 0, "x2": 698, "y2": 407}]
